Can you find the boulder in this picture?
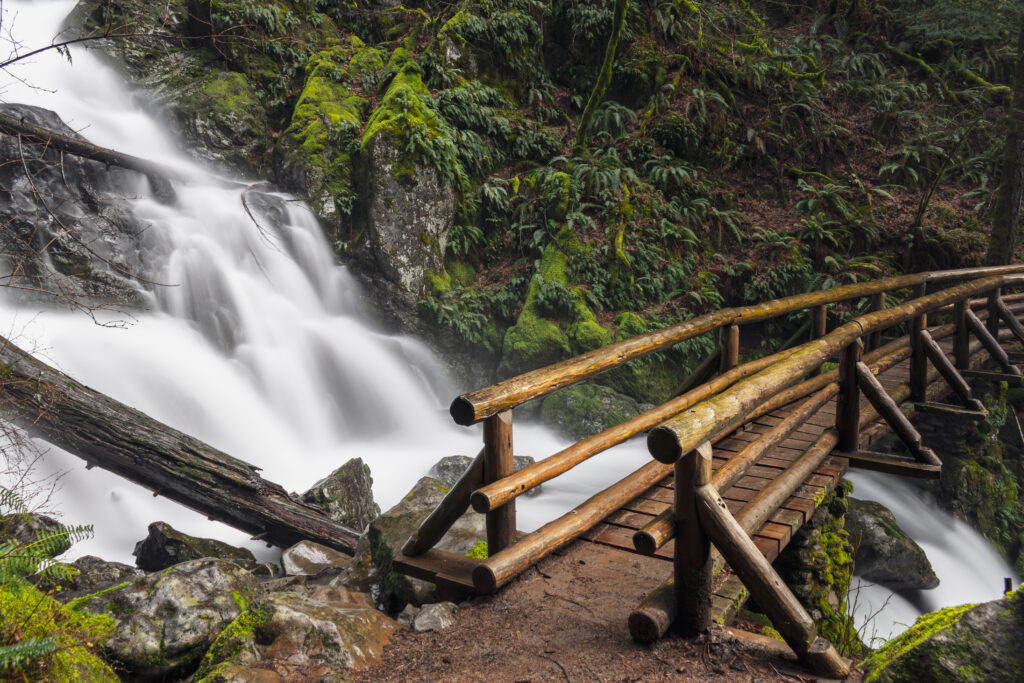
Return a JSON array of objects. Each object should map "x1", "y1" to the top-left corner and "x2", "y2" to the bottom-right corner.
[
  {"x1": 300, "y1": 457, "x2": 380, "y2": 533},
  {"x1": 0, "y1": 511, "x2": 71, "y2": 557},
  {"x1": 355, "y1": 68, "x2": 457, "y2": 314},
  {"x1": 260, "y1": 585, "x2": 399, "y2": 669},
  {"x1": 863, "y1": 587, "x2": 1024, "y2": 682},
  {"x1": 846, "y1": 498, "x2": 939, "y2": 591},
  {"x1": 429, "y1": 455, "x2": 542, "y2": 497},
  {"x1": 75, "y1": 558, "x2": 261, "y2": 679},
  {"x1": 133, "y1": 521, "x2": 257, "y2": 571},
  {"x1": 412, "y1": 601, "x2": 457, "y2": 632},
  {"x1": 48, "y1": 555, "x2": 145, "y2": 601},
  {"x1": 0, "y1": 104, "x2": 149, "y2": 306},
  {"x1": 345, "y1": 476, "x2": 485, "y2": 612},
  {"x1": 538, "y1": 383, "x2": 653, "y2": 440},
  {"x1": 280, "y1": 540, "x2": 351, "y2": 577}
]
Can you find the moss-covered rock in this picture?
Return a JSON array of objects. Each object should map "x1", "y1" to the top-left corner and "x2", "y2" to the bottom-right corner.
[
  {"x1": 275, "y1": 38, "x2": 385, "y2": 241},
  {"x1": 354, "y1": 63, "x2": 459, "y2": 316},
  {"x1": 178, "y1": 71, "x2": 270, "y2": 175},
  {"x1": 132, "y1": 521, "x2": 258, "y2": 572},
  {"x1": 0, "y1": 578, "x2": 118, "y2": 681},
  {"x1": 300, "y1": 456, "x2": 381, "y2": 533},
  {"x1": 774, "y1": 482, "x2": 863, "y2": 656},
  {"x1": 539, "y1": 382, "x2": 652, "y2": 440},
  {"x1": 862, "y1": 587, "x2": 1024, "y2": 682},
  {"x1": 344, "y1": 477, "x2": 484, "y2": 613},
  {"x1": 596, "y1": 312, "x2": 690, "y2": 405},
  {"x1": 846, "y1": 497, "x2": 938, "y2": 591}
]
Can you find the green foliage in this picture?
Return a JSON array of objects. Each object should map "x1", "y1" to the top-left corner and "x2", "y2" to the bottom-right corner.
[{"x1": 0, "y1": 485, "x2": 114, "y2": 681}]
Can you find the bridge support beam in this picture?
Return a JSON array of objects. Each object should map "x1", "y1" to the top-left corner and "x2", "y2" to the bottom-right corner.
[{"x1": 695, "y1": 483, "x2": 850, "y2": 678}]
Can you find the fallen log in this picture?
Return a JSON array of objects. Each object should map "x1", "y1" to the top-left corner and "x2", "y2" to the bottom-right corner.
[
  {"x1": 0, "y1": 110, "x2": 244, "y2": 189},
  {"x1": 0, "y1": 333, "x2": 360, "y2": 554}
]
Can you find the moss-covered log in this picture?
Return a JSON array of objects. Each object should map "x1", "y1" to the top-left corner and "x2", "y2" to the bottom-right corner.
[{"x1": 0, "y1": 334, "x2": 360, "y2": 554}]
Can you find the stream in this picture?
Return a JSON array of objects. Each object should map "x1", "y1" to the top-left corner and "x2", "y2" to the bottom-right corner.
[{"x1": 0, "y1": 0, "x2": 1016, "y2": 644}]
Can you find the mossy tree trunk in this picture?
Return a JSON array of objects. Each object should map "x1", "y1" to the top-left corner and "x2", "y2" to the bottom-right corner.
[
  {"x1": 574, "y1": 0, "x2": 629, "y2": 149},
  {"x1": 985, "y1": 18, "x2": 1024, "y2": 265}
]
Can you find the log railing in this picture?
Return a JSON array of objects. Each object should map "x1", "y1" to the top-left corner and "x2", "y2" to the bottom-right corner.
[{"x1": 399, "y1": 265, "x2": 1024, "y2": 675}]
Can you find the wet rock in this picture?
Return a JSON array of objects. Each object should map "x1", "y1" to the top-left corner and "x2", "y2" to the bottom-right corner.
[
  {"x1": 75, "y1": 558, "x2": 260, "y2": 679},
  {"x1": 0, "y1": 511, "x2": 71, "y2": 557},
  {"x1": 863, "y1": 587, "x2": 1024, "y2": 682},
  {"x1": 0, "y1": 104, "x2": 148, "y2": 306},
  {"x1": 301, "y1": 457, "x2": 380, "y2": 533},
  {"x1": 429, "y1": 455, "x2": 542, "y2": 497},
  {"x1": 47, "y1": 555, "x2": 144, "y2": 601},
  {"x1": 345, "y1": 476, "x2": 485, "y2": 612},
  {"x1": 261, "y1": 585, "x2": 399, "y2": 669},
  {"x1": 412, "y1": 601, "x2": 457, "y2": 632},
  {"x1": 133, "y1": 521, "x2": 257, "y2": 571},
  {"x1": 846, "y1": 498, "x2": 939, "y2": 591},
  {"x1": 281, "y1": 540, "x2": 351, "y2": 577},
  {"x1": 538, "y1": 382, "x2": 653, "y2": 440}
]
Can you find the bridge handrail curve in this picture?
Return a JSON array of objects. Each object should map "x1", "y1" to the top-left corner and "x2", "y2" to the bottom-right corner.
[{"x1": 449, "y1": 265, "x2": 1024, "y2": 426}]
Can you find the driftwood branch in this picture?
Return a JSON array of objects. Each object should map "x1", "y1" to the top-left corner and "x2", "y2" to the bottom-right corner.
[{"x1": 0, "y1": 333, "x2": 360, "y2": 554}]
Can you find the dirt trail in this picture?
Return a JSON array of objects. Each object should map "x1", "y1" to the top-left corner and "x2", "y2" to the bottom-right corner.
[{"x1": 352, "y1": 540, "x2": 861, "y2": 682}]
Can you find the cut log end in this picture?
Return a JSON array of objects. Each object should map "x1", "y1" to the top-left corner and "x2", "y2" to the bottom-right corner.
[
  {"x1": 469, "y1": 490, "x2": 492, "y2": 514},
  {"x1": 647, "y1": 427, "x2": 683, "y2": 464},
  {"x1": 472, "y1": 564, "x2": 498, "y2": 594},
  {"x1": 804, "y1": 636, "x2": 852, "y2": 678},
  {"x1": 632, "y1": 530, "x2": 657, "y2": 556},
  {"x1": 628, "y1": 608, "x2": 670, "y2": 644},
  {"x1": 449, "y1": 396, "x2": 478, "y2": 426}
]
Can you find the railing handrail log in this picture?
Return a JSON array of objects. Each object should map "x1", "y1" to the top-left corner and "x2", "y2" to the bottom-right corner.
[
  {"x1": 451, "y1": 266, "x2": 1024, "y2": 426},
  {"x1": 469, "y1": 343, "x2": 808, "y2": 514},
  {"x1": 647, "y1": 275, "x2": 1017, "y2": 464}
]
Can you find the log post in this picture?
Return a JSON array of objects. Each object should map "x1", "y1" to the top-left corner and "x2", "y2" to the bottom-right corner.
[
  {"x1": 836, "y1": 338, "x2": 862, "y2": 452},
  {"x1": 910, "y1": 282, "x2": 929, "y2": 400},
  {"x1": 719, "y1": 324, "x2": 740, "y2": 374},
  {"x1": 483, "y1": 411, "x2": 516, "y2": 555},
  {"x1": 811, "y1": 304, "x2": 827, "y2": 374},
  {"x1": 868, "y1": 292, "x2": 886, "y2": 351},
  {"x1": 955, "y1": 299, "x2": 970, "y2": 369},
  {"x1": 988, "y1": 288, "x2": 1002, "y2": 339},
  {"x1": 674, "y1": 441, "x2": 713, "y2": 636}
]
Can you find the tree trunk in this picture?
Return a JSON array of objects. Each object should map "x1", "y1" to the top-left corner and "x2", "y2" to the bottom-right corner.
[
  {"x1": 574, "y1": 0, "x2": 629, "y2": 149},
  {"x1": 0, "y1": 334, "x2": 360, "y2": 554},
  {"x1": 986, "y1": 19, "x2": 1024, "y2": 265}
]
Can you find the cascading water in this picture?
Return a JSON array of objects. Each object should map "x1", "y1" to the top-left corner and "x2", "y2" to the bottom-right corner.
[
  {"x1": 1, "y1": 0, "x2": 1018, "y2": 647},
  {"x1": 0, "y1": 0, "x2": 653, "y2": 562},
  {"x1": 846, "y1": 471, "x2": 1021, "y2": 644}
]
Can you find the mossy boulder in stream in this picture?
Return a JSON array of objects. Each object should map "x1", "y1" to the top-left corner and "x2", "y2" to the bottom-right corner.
[
  {"x1": 846, "y1": 497, "x2": 938, "y2": 591},
  {"x1": 863, "y1": 586, "x2": 1024, "y2": 682}
]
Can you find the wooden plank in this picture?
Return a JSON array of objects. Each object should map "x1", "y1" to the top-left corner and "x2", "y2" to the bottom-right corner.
[
  {"x1": 605, "y1": 509, "x2": 656, "y2": 530},
  {"x1": 711, "y1": 575, "x2": 749, "y2": 625},
  {"x1": 619, "y1": 497, "x2": 669, "y2": 516},
  {"x1": 833, "y1": 450, "x2": 942, "y2": 479},
  {"x1": 393, "y1": 548, "x2": 480, "y2": 591}
]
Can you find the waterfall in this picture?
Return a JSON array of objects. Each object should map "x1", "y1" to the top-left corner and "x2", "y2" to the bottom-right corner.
[
  {"x1": 0, "y1": 0, "x2": 652, "y2": 563},
  {"x1": 846, "y1": 471, "x2": 1021, "y2": 643}
]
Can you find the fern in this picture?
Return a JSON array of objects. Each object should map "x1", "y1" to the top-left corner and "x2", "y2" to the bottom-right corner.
[{"x1": 0, "y1": 637, "x2": 59, "y2": 672}]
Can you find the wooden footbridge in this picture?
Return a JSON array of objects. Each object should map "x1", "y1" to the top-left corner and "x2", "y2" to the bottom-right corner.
[{"x1": 396, "y1": 265, "x2": 1024, "y2": 677}]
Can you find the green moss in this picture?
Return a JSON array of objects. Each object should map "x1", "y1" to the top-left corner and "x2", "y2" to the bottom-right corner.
[
  {"x1": 194, "y1": 592, "x2": 270, "y2": 681},
  {"x1": 862, "y1": 603, "x2": 974, "y2": 681},
  {"x1": 280, "y1": 40, "x2": 384, "y2": 221},
  {"x1": 0, "y1": 578, "x2": 117, "y2": 681},
  {"x1": 464, "y1": 540, "x2": 488, "y2": 560}
]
